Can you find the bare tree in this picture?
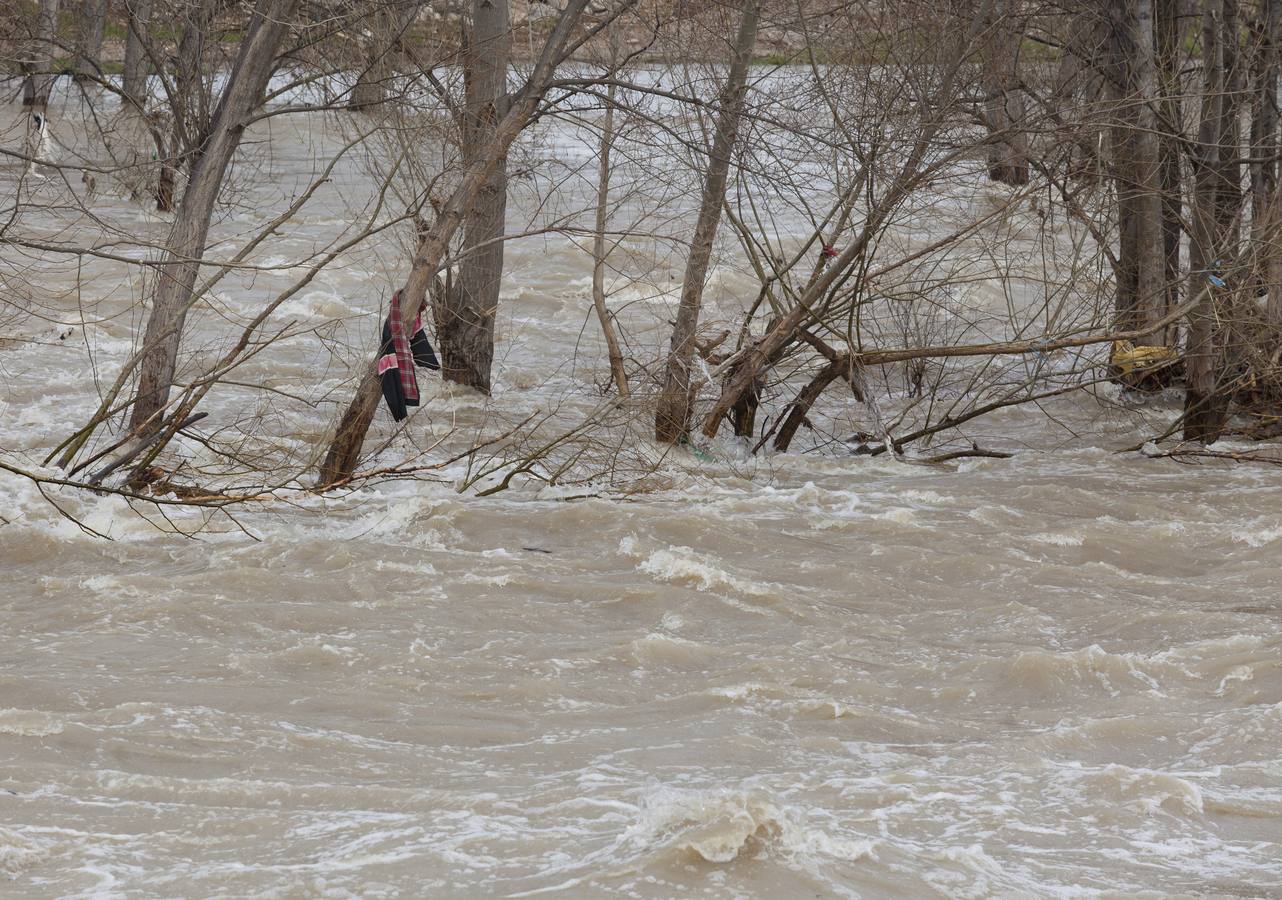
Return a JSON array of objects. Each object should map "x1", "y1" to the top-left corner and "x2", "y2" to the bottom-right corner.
[
  {"x1": 589, "y1": 24, "x2": 630, "y2": 399},
  {"x1": 435, "y1": 0, "x2": 512, "y2": 393},
  {"x1": 317, "y1": 0, "x2": 628, "y2": 484},
  {"x1": 128, "y1": 0, "x2": 299, "y2": 436},
  {"x1": 1184, "y1": 0, "x2": 1244, "y2": 441},
  {"x1": 1104, "y1": 0, "x2": 1170, "y2": 344},
  {"x1": 1250, "y1": 0, "x2": 1282, "y2": 322},
  {"x1": 700, "y1": 2, "x2": 997, "y2": 442},
  {"x1": 653, "y1": 0, "x2": 759, "y2": 444}
]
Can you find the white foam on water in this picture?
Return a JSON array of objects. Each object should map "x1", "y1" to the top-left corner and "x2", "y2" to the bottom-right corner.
[
  {"x1": 1026, "y1": 531, "x2": 1085, "y2": 546},
  {"x1": 625, "y1": 782, "x2": 876, "y2": 866},
  {"x1": 0, "y1": 827, "x2": 53, "y2": 877},
  {"x1": 0, "y1": 708, "x2": 65, "y2": 737},
  {"x1": 635, "y1": 546, "x2": 773, "y2": 596},
  {"x1": 1005, "y1": 644, "x2": 1166, "y2": 696},
  {"x1": 1231, "y1": 519, "x2": 1282, "y2": 546}
]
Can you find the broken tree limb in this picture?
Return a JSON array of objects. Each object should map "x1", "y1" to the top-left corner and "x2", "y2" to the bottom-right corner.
[
  {"x1": 86, "y1": 412, "x2": 208, "y2": 487},
  {"x1": 707, "y1": 278, "x2": 1215, "y2": 443}
]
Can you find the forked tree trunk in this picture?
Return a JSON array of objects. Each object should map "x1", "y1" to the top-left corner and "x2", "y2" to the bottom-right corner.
[
  {"x1": 317, "y1": 0, "x2": 596, "y2": 485},
  {"x1": 654, "y1": 0, "x2": 760, "y2": 444},
  {"x1": 128, "y1": 0, "x2": 297, "y2": 434},
  {"x1": 435, "y1": 0, "x2": 511, "y2": 393},
  {"x1": 122, "y1": 0, "x2": 153, "y2": 112},
  {"x1": 73, "y1": 0, "x2": 109, "y2": 83},
  {"x1": 981, "y1": 0, "x2": 1029, "y2": 186}
]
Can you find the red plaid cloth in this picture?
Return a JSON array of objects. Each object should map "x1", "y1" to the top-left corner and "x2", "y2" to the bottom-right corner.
[{"x1": 389, "y1": 290, "x2": 420, "y2": 404}]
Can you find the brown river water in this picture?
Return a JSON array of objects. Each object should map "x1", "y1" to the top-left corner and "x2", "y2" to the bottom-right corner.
[{"x1": 2, "y1": 85, "x2": 1281, "y2": 898}]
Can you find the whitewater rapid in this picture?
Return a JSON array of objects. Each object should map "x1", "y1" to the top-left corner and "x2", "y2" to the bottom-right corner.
[{"x1": 2, "y1": 79, "x2": 1281, "y2": 898}]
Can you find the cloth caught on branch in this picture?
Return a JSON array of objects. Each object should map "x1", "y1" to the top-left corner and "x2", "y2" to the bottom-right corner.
[
  {"x1": 388, "y1": 290, "x2": 421, "y2": 402},
  {"x1": 377, "y1": 291, "x2": 440, "y2": 421}
]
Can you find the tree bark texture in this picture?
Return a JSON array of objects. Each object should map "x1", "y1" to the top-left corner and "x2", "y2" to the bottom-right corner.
[
  {"x1": 436, "y1": 0, "x2": 512, "y2": 394},
  {"x1": 1156, "y1": 0, "x2": 1183, "y2": 316},
  {"x1": 1106, "y1": 0, "x2": 1169, "y2": 342}
]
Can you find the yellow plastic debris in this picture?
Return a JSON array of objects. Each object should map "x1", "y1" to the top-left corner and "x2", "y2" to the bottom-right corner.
[{"x1": 1111, "y1": 340, "x2": 1178, "y2": 377}]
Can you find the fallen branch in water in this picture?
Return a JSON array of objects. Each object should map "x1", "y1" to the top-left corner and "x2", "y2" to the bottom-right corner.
[
  {"x1": 1151, "y1": 446, "x2": 1282, "y2": 466},
  {"x1": 914, "y1": 444, "x2": 1014, "y2": 464}
]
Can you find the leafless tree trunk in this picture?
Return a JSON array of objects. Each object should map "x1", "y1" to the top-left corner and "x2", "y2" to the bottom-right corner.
[
  {"x1": 149, "y1": 0, "x2": 234, "y2": 211},
  {"x1": 22, "y1": 0, "x2": 60, "y2": 114},
  {"x1": 1217, "y1": 0, "x2": 1245, "y2": 241},
  {"x1": 1156, "y1": 0, "x2": 1183, "y2": 315},
  {"x1": 981, "y1": 0, "x2": 1029, "y2": 186},
  {"x1": 128, "y1": 0, "x2": 298, "y2": 435},
  {"x1": 773, "y1": 358, "x2": 845, "y2": 452},
  {"x1": 1184, "y1": 0, "x2": 1241, "y2": 441},
  {"x1": 1250, "y1": 0, "x2": 1282, "y2": 320},
  {"x1": 653, "y1": 0, "x2": 760, "y2": 444},
  {"x1": 701, "y1": 5, "x2": 992, "y2": 441},
  {"x1": 317, "y1": 0, "x2": 605, "y2": 485},
  {"x1": 591, "y1": 29, "x2": 629, "y2": 398},
  {"x1": 1107, "y1": 0, "x2": 1168, "y2": 341},
  {"x1": 122, "y1": 0, "x2": 154, "y2": 112},
  {"x1": 348, "y1": 12, "x2": 391, "y2": 111},
  {"x1": 434, "y1": 0, "x2": 511, "y2": 393},
  {"x1": 73, "y1": 0, "x2": 109, "y2": 83},
  {"x1": 348, "y1": 2, "x2": 419, "y2": 111}
]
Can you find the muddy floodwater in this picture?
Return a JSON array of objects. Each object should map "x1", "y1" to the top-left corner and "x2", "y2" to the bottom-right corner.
[{"x1": 2, "y1": 86, "x2": 1281, "y2": 898}]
